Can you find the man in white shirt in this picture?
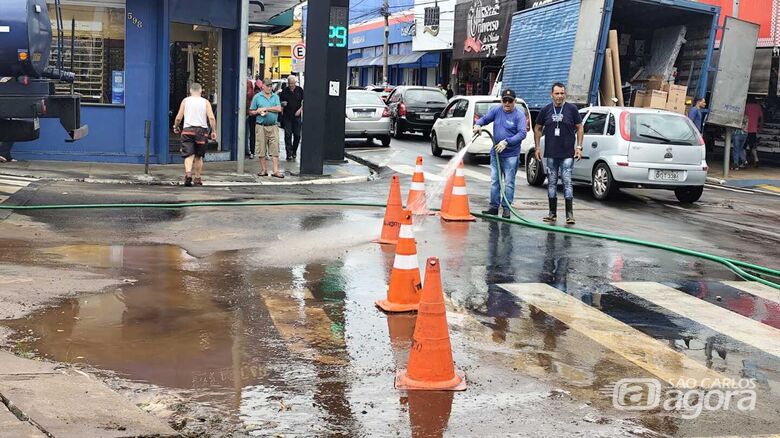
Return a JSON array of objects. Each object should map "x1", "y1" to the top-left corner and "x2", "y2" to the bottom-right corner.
[{"x1": 173, "y1": 83, "x2": 217, "y2": 186}]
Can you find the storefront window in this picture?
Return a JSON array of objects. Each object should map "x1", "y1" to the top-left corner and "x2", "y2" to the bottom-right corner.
[{"x1": 47, "y1": 1, "x2": 126, "y2": 105}]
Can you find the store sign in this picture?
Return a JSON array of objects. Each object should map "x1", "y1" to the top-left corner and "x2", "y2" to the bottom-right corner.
[
  {"x1": 453, "y1": 0, "x2": 516, "y2": 59},
  {"x1": 412, "y1": 0, "x2": 455, "y2": 52}
]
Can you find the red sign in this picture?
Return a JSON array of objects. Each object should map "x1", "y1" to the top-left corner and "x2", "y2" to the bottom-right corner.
[{"x1": 697, "y1": 0, "x2": 777, "y2": 46}]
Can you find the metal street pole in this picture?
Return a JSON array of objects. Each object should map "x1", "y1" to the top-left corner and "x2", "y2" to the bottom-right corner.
[
  {"x1": 237, "y1": 0, "x2": 249, "y2": 174},
  {"x1": 382, "y1": 0, "x2": 389, "y2": 84}
]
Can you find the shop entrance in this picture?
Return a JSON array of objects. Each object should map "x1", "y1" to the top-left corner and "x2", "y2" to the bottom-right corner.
[{"x1": 168, "y1": 23, "x2": 226, "y2": 160}]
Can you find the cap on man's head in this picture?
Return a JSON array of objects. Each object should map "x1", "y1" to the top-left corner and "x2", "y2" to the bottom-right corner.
[
  {"x1": 263, "y1": 79, "x2": 273, "y2": 87},
  {"x1": 501, "y1": 89, "x2": 517, "y2": 100}
]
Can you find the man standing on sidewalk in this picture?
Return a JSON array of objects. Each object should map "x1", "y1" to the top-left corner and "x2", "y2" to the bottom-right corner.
[
  {"x1": 245, "y1": 78, "x2": 259, "y2": 158},
  {"x1": 250, "y1": 79, "x2": 284, "y2": 178},
  {"x1": 173, "y1": 83, "x2": 217, "y2": 187},
  {"x1": 534, "y1": 83, "x2": 583, "y2": 224},
  {"x1": 279, "y1": 75, "x2": 304, "y2": 161},
  {"x1": 473, "y1": 89, "x2": 527, "y2": 219},
  {"x1": 745, "y1": 98, "x2": 764, "y2": 167}
]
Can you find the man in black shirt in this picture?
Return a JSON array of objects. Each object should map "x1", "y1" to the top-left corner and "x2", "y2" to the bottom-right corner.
[
  {"x1": 534, "y1": 82, "x2": 583, "y2": 224},
  {"x1": 279, "y1": 75, "x2": 304, "y2": 161}
]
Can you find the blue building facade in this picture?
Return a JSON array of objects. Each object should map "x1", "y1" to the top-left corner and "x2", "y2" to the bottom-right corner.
[{"x1": 15, "y1": 0, "x2": 251, "y2": 164}]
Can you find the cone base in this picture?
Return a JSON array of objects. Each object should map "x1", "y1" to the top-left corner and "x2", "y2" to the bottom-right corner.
[
  {"x1": 372, "y1": 237, "x2": 399, "y2": 245},
  {"x1": 440, "y1": 212, "x2": 476, "y2": 222},
  {"x1": 375, "y1": 299, "x2": 419, "y2": 313},
  {"x1": 395, "y1": 369, "x2": 467, "y2": 391}
]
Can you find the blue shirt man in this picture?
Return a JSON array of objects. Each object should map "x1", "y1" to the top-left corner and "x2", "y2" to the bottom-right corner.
[
  {"x1": 688, "y1": 97, "x2": 706, "y2": 132},
  {"x1": 474, "y1": 88, "x2": 528, "y2": 218},
  {"x1": 251, "y1": 92, "x2": 281, "y2": 126},
  {"x1": 249, "y1": 79, "x2": 284, "y2": 178}
]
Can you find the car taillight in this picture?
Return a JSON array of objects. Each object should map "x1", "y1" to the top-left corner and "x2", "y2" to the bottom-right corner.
[
  {"x1": 382, "y1": 107, "x2": 390, "y2": 118},
  {"x1": 619, "y1": 111, "x2": 630, "y2": 141},
  {"x1": 399, "y1": 103, "x2": 407, "y2": 117},
  {"x1": 698, "y1": 134, "x2": 705, "y2": 146}
]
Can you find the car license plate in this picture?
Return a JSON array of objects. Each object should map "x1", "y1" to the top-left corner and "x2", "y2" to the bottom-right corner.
[
  {"x1": 355, "y1": 112, "x2": 373, "y2": 119},
  {"x1": 653, "y1": 170, "x2": 682, "y2": 181},
  {"x1": 419, "y1": 114, "x2": 433, "y2": 120}
]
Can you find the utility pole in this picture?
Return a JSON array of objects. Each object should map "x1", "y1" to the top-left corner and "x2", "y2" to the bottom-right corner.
[
  {"x1": 237, "y1": 0, "x2": 249, "y2": 174},
  {"x1": 382, "y1": 0, "x2": 389, "y2": 85}
]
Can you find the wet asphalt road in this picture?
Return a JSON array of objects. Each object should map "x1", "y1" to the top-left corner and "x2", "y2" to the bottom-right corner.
[{"x1": 0, "y1": 146, "x2": 779, "y2": 437}]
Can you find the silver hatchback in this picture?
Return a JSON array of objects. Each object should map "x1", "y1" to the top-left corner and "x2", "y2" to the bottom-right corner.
[
  {"x1": 527, "y1": 107, "x2": 708, "y2": 203},
  {"x1": 345, "y1": 90, "x2": 392, "y2": 147}
]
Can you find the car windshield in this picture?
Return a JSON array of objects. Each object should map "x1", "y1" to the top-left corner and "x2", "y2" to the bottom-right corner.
[
  {"x1": 631, "y1": 113, "x2": 699, "y2": 145},
  {"x1": 405, "y1": 89, "x2": 448, "y2": 105},
  {"x1": 474, "y1": 101, "x2": 501, "y2": 119},
  {"x1": 347, "y1": 91, "x2": 384, "y2": 106}
]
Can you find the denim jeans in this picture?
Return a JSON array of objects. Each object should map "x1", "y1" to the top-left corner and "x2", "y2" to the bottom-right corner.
[
  {"x1": 546, "y1": 157, "x2": 574, "y2": 200},
  {"x1": 490, "y1": 153, "x2": 519, "y2": 210},
  {"x1": 732, "y1": 130, "x2": 747, "y2": 167}
]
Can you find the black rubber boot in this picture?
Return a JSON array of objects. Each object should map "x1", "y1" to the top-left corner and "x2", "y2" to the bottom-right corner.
[
  {"x1": 565, "y1": 198, "x2": 575, "y2": 224},
  {"x1": 482, "y1": 207, "x2": 499, "y2": 215},
  {"x1": 543, "y1": 198, "x2": 557, "y2": 222}
]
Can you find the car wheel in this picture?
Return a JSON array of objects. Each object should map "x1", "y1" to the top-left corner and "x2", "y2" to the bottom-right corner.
[
  {"x1": 526, "y1": 150, "x2": 545, "y2": 186},
  {"x1": 674, "y1": 186, "x2": 703, "y2": 204},
  {"x1": 431, "y1": 132, "x2": 442, "y2": 157},
  {"x1": 379, "y1": 135, "x2": 391, "y2": 148},
  {"x1": 392, "y1": 119, "x2": 403, "y2": 139},
  {"x1": 592, "y1": 162, "x2": 618, "y2": 201}
]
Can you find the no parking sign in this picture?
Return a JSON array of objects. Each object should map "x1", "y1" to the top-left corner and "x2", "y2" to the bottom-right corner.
[{"x1": 291, "y1": 42, "x2": 306, "y2": 73}]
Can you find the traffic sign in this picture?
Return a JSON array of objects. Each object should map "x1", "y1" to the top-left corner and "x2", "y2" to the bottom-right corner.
[{"x1": 292, "y1": 43, "x2": 306, "y2": 60}]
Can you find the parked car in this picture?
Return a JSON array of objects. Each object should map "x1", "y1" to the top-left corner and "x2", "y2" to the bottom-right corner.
[
  {"x1": 526, "y1": 107, "x2": 708, "y2": 203},
  {"x1": 345, "y1": 90, "x2": 392, "y2": 147},
  {"x1": 366, "y1": 84, "x2": 395, "y2": 102},
  {"x1": 386, "y1": 86, "x2": 449, "y2": 139},
  {"x1": 430, "y1": 95, "x2": 534, "y2": 162}
]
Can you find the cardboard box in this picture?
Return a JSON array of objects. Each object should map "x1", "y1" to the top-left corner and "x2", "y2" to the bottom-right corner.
[
  {"x1": 645, "y1": 77, "x2": 667, "y2": 92},
  {"x1": 665, "y1": 84, "x2": 687, "y2": 114},
  {"x1": 634, "y1": 90, "x2": 649, "y2": 107},
  {"x1": 647, "y1": 90, "x2": 668, "y2": 109}
]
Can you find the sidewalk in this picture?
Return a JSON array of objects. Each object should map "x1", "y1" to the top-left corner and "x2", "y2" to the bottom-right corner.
[
  {"x1": 0, "y1": 158, "x2": 372, "y2": 187},
  {"x1": 0, "y1": 351, "x2": 176, "y2": 437},
  {"x1": 707, "y1": 166, "x2": 780, "y2": 194}
]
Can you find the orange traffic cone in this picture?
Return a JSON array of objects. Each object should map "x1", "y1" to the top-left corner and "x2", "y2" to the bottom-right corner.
[
  {"x1": 376, "y1": 210, "x2": 422, "y2": 313},
  {"x1": 439, "y1": 170, "x2": 455, "y2": 215},
  {"x1": 440, "y1": 162, "x2": 476, "y2": 222},
  {"x1": 396, "y1": 257, "x2": 466, "y2": 391},
  {"x1": 374, "y1": 175, "x2": 404, "y2": 245},
  {"x1": 406, "y1": 156, "x2": 431, "y2": 215}
]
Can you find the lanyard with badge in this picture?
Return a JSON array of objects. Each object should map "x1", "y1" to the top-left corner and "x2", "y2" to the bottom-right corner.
[{"x1": 551, "y1": 104, "x2": 563, "y2": 137}]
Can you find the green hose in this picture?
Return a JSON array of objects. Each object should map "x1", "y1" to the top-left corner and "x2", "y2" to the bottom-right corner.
[
  {"x1": 1, "y1": 154, "x2": 778, "y2": 290},
  {"x1": 483, "y1": 130, "x2": 780, "y2": 290}
]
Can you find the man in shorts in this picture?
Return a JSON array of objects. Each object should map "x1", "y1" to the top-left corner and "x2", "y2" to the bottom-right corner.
[
  {"x1": 250, "y1": 79, "x2": 284, "y2": 178},
  {"x1": 173, "y1": 82, "x2": 217, "y2": 186}
]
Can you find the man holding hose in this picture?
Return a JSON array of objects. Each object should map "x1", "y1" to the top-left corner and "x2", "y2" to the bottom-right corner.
[{"x1": 473, "y1": 89, "x2": 527, "y2": 219}]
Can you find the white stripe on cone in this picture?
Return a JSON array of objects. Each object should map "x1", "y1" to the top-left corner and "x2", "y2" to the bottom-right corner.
[
  {"x1": 393, "y1": 253, "x2": 419, "y2": 270},
  {"x1": 410, "y1": 182, "x2": 425, "y2": 191},
  {"x1": 455, "y1": 168, "x2": 464, "y2": 177},
  {"x1": 399, "y1": 224, "x2": 415, "y2": 239},
  {"x1": 415, "y1": 165, "x2": 424, "y2": 173},
  {"x1": 452, "y1": 186, "x2": 468, "y2": 196}
]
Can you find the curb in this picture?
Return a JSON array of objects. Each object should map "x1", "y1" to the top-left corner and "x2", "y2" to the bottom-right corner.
[
  {"x1": 344, "y1": 151, "x2": 386, "y2": 173},
  {"x1": 1, "y1": 172, "x2": 372, "y2": 187}
]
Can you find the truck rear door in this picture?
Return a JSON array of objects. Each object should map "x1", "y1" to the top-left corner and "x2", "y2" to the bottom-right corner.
[{"x1": 503, "y1": 0, "x2": 607, "y2": 109}]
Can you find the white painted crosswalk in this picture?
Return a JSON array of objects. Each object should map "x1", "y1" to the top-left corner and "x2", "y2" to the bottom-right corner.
[
  {"x1": 0, "y1": 174, "x2": 37, "y2": 204},
  {"x1": 613, "y1": 282, "x2": 780, "y2": 358},
  {"x1": 499, "y1": 280, "x2": 780, "y2": 384}
]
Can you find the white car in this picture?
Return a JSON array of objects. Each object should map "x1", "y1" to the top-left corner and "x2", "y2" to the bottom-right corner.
[
  {"x1": 430, "y1": 96, "x2": 534, "y2": 160},
  {"x1": 526, "y1": 106, "x2": 708, "y2": 203}
]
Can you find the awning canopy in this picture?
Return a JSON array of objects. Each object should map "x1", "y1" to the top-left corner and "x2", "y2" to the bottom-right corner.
[
  {"x1": 348, "y1": 52, "x2": 427, "y2": 68},
  {"x1": 249, "y1": 0, "x2": 298, "y2": 34}
]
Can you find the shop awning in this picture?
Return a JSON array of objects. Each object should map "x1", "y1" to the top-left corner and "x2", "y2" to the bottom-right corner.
[
  {"x1": 348, "y1": 52, "x2": 428, "y2": 67},
  {"x1": 249, "y1": 0, "x2": 298, "y2": 34}
]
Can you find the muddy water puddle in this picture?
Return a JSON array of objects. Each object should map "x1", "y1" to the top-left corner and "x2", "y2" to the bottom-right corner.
[{"x1": 1, "y1": 212, "x2": 778, "y2": 436}]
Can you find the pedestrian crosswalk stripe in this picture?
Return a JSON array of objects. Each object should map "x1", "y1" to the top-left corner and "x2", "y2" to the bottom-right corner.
[
  {"x1": 434, "y1": 164, "x2": 491, "y2": 182},
  {"x1": 498, "y1": 283, "x2": 725, "y2": 385},
  {"x1": 721, "y1": 281, "x2": 780, "y2": 306},
  {"x1": 388, "y1": 164, "x2": 444, "y2": 182},
  {"x1": 0, "y1": 175, "x2": 36, "y2": 204},
  {"x1": 613, "y1": 282, "x2": 780, "y2": 358}
]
